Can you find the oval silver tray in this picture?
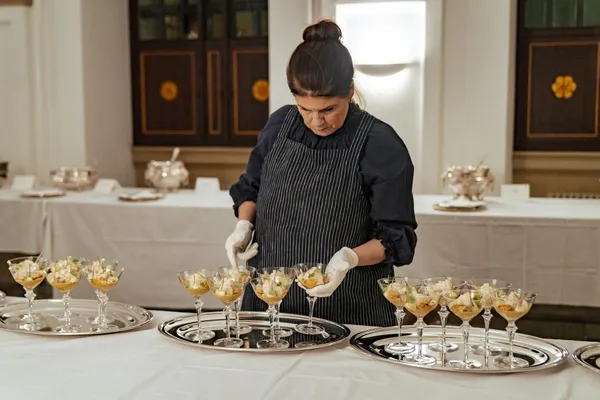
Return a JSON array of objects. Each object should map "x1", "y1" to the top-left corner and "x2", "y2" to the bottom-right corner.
[
  {"x1": 158, "y1": 311, "x2": 351, "y2": 352},
  {"x1": 0, "y1": 299, "x2": 153, "y2": 336},
  {"x1": 350, "y1": 325, "x2": 568, "y2": 374},
  {"x1": 572, "y1": 343, "x2": 600, "y2": 375}
]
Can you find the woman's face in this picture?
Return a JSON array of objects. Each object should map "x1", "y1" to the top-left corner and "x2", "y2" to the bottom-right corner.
[{"x1": 295, "y1": 95, "x2": 351, "y2": 137}]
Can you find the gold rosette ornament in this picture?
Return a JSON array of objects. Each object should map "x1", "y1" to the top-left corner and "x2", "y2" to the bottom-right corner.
[
  {"x1": 160, "y1": 81, "x2": 178, "y2": 102},
  {"x1": 551, "y1": 75, "x2": 576, "y2": 99},
  {"x1": 252, "y1": 79, "x2": 269, "y2": 102}
]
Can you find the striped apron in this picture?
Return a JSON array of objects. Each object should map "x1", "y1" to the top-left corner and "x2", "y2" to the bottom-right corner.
[{"x1": 243, "y1": 107, "x2": 396, "y2": 327}]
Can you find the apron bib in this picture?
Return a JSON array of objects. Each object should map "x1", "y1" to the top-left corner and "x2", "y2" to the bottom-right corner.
[{"x1": 244, "y1": 107, "x2": 395, "y2": 326}]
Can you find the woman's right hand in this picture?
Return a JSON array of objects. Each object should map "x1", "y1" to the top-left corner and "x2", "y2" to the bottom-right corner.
[{"x1": 225, "y1": 220, "x2": 258, "y2": 267}]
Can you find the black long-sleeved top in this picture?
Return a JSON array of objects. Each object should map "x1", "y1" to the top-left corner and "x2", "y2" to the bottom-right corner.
[{"x1": 230, "y1": 104, "x2": 418, "y2": 267}]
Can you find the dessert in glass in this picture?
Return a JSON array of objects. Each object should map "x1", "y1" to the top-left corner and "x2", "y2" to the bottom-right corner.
[
  {"x1": 444, "y1": 285, "x2": 484, "y2": 369},
  {"x1": 177, "y1": 269, "x2": 217, "y2": 342},
  {"x1": 256, "y1": 268, "x2": 295, "y2": 339},
  {"x1": 402, "y1": 278, "x2": 440, "y2": 366},
  {"x1": 218, "y1": 265, "x2": 256, "y2": 335},
  {"x1": 493, "y1": 288, "x2": 536, "y2": 369},
  {"x1": 46, "y1": 257, "x2": 83, "y2": 333},
  {"x1": 209, "y1": 272, "x2": 244, "y2": 348},
  {"x1": 83, "y1": 258, "x2": 123, "y2": 332},
  {"x1": 466, "y1": 278, "x2": 511, "y2": 356},
  {"x1": 250, "y1": 267, "x2": 295, "y2": 349},
  {"x1": 7, "y1": 256, "x2": 48, "y2": 331},
  {"x1": 294, "y1": 263, "x2": 328, "y2": 335},
  {"x1": 377, "y1": 276, "x2": 415, "y2": 354},
  {"x1": 426, "y1": 277, "x2": 462, "y2": 353}
]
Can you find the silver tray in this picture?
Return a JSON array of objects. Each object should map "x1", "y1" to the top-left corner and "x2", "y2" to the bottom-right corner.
[
  {"x1": 158, "y1": 311, "x2": 350, "y2": 352},
  {"x1": 350, "y1": 325, "x2": 568, "y2": 374},
  {"x1": 0, "y1": 299, "x2": 153, "y2": 336},
  {"x1": 572, "y1": 343, "x2": 600, "y2": 375}
]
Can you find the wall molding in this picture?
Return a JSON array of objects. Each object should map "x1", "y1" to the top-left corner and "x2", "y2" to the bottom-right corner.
[
  {"x1": 132, "y1": 146, "x2": 251, "y2": 189},
  {"x1": 513, "y1": 151, "x2": 600, "y2": 171},
  {"x1": 0, "y1": 0, "x2": 33, "y2": 7}
]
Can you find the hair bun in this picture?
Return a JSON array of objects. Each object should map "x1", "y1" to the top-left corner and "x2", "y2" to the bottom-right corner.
[{"x1": 303, "y1": 19, "x2": 342, "y2": 43}]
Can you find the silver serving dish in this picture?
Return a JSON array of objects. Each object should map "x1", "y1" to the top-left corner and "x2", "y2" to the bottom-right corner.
[
  {"x1": 158, "y1": 311, "x2": 351, "y2": 352},
  {"x1": 50, "y1": 167, "x2": 98, "y2": 191},
  {"x1": 350, "y1": 325, "x2": 568, "y2": 374},
  {"x1": 0, "y1": 299, "x2": 153, "y2": 336},
  {"x1": 572, "y1": 343, "x2": 600, "y2": 375},
  {"x1": 441, "y1": 165, "x2": 494, "y2": 201},
  {"x1": 144, "y1": 160, "x2": 189, "y2": 192}
]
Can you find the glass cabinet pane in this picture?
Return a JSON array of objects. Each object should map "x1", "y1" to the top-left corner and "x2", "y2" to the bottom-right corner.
[
  {"x1": 164, "y1": 0, "x2": 181, "y2": 5},
  {"x1": 138, "y1": 0, "x2": 162, "y2": 5},
  {"x1": 525, "y1": 0, "x2": 549, "y2": 28},
  {"x1": 184, "y1": 12, "x2": 199, "y2": 39},
  {"x1": 164, "y1": 14, "x2": 181, "y2": 40},
  {"x1": 231, "y1": 0, "x2": 268, "y2": 38},
  {"x1": 551, "y1": 0, "x2": 578, "y2": 27},
  {"x1": 582, "y1": 0, "x2": 600, "y2": 26},
  {"x1": 139, "y1": 15, "x2": 163, "y2": 40},
  {"x1": 206, "y1": 0, "x2": 224, "y2": 39}
]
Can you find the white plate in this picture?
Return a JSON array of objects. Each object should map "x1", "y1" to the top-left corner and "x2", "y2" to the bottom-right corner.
[
  {"x1": 21, "y1": 189, "x2": 65, "y2": 199},
  {"x1": 118, "y1": 191, "x2": 164, "y2": 202}
]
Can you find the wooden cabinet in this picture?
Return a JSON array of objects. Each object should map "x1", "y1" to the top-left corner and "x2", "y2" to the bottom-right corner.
[
  {"x1": 129, "y1": 0, "x2": 268, "y2": 148},
  {"x1": 515, "y1": 0, "x2": 600, "y2": 151}
]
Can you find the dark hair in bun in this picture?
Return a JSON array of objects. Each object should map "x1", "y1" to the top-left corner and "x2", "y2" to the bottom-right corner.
[
  {"x1": 287, "y1": 20, "x2": 354, "y2": 97},
  {"x1": 302, "y1": 19, "x2": 342, "y2": 42}
]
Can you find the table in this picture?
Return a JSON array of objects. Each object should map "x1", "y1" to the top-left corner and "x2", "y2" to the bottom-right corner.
[
  {"x1": 44, "y1": 190, "x2": 236, "y2": 309},
  {"x1": 3, "y1": 189, "x2": 600, "y2": 309},
  {"x1": 405, "y1": 195, "x2": 600, "y2": 307},
  {"x1": 0, "y1": 189, "x2": 46, "y2": 254},
  {"x1": 0, "y1": 301, "x2": 598, "y2": 400}
]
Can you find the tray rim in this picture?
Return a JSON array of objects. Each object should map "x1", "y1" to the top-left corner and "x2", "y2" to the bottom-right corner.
[
  {"x1": 0, "y1": 298, "x2": 154, "y2": 337},
  {"x1": 572, "y1": 343, "x2": 600, "y2": 375},
  {"x1": 349, "y1": 325, "x2": 569, "y2": 374},
  {"x1": 157, "y1": 310, "x2": 351, "y2": 353}
]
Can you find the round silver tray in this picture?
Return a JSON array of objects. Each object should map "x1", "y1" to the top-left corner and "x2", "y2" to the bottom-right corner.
[
  {"x1": 158, "y1": 311, "x2": 351, "y2": 352},
  {"x1": 350, "y1": 325, "x2": 568, "y2": 374},
  {"x1": 572, "y1": 343, "x2": 600, "y2": 375},
  {"x1": 0, "y1": 299, "x2": 153, "y2": 336}
]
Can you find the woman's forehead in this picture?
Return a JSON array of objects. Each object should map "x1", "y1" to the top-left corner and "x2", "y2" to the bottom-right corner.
[{"x1": 294, "y1": 95, "x2": 345, "y2": 111}]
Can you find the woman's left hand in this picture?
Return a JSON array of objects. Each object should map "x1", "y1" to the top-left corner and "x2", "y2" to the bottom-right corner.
[{"x1": 306, "y1": 247, "x2": 359, "y2": 297}]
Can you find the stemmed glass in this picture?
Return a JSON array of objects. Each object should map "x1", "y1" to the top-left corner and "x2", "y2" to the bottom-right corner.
[
  {"x1": 294, "y1": 263, "x2": 327, "y2": 335},
  {"x1": 7, "y1": 256, "x2": 48, "y2": 331},
  {"x1": 377, "y1": 276, "x2": 414, "y2": 354},
  {"x1": 209, "y1": 272, "x2": 244, "y2": 348},
  {"x1": 46, "y1": 257, "x2": 83, "y2": 333},
  {"x1": 466, "y1": 278, "x2": 511, "y2": 356},
  {"x1": 444, "y1": 284, "x2": 484, "y2": 369},
  {"x1": 218, "y1": 265, "x2": 256, "y2": 336},
  {"x1": 426, "y1": 277, "x2": 462, "y2": 353},
  {"x1": 250, "y1": 267, "x2": 295, "y2": 349},
  {"x1": 83, "y1": 258, "x2": 124, "y2": 332},
  {"x1": 402, "y1": 278, "x2": 440, "y2": 366},
  {"x1": 177, "y1": 269, "x2": 216, "y2": 342},
  {"x1": 493, "y1": 288, "x2": 536, "y2": 369}
]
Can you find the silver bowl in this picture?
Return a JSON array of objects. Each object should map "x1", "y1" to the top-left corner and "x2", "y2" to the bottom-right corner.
[{"x1": 50, "y1": 167, "x2": 98, "y2": 191}]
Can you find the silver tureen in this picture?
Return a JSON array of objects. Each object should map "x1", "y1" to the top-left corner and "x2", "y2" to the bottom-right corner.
[
  {"x1": 50, "y1": 167, "x2": 98, "y2": 191},
  {"x1": 441, "y1": 165, "x2": 494, "y2": 201},
  {"x1": 144, "y1": 160, "x2": 189, "y2": 192}
]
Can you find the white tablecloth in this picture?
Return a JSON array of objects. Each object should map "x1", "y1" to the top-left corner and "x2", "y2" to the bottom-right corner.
[
  {"x1": 0, "y1": 301, "x2": 598, "y2": 400},
  {"x1": 4, "y1": 189, "x2": 600, "y2": 309},
  {"x1": 405, "y1": 196, "x2": 600, "y2": 307},
  {"x1": 0, "y1": 189, "x2": 46, "y2": 254},
  {"x1": 45, "y1": 190, "x2": 236, "y2": 309}
]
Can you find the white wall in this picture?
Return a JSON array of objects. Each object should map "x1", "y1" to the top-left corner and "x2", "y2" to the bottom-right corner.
[
  {"x1": 440, "y1": 0, "x2": 516, "y2": 192},
  {"x1": 0, "y1": 7, "x2": 35, "y2": 177},
  {"x1": 268, "y1": 0, "x2": 516, "y2": 194},
  {"x1": 0, "y1": 0, "x2": 134, "y2": 186}
]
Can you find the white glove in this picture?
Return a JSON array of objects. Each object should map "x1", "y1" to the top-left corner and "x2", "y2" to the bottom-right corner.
[
  {"x1": 306, "y1": 247, "x2": 359, "y2": 297},
  {"x1": 225, "y1": 220, "x2": 258, "y2": 268}
]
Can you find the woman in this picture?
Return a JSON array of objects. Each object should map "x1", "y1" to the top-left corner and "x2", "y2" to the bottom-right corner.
[{"x1": 225, "y1": 20, "x2": 417, "y2": 327}]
